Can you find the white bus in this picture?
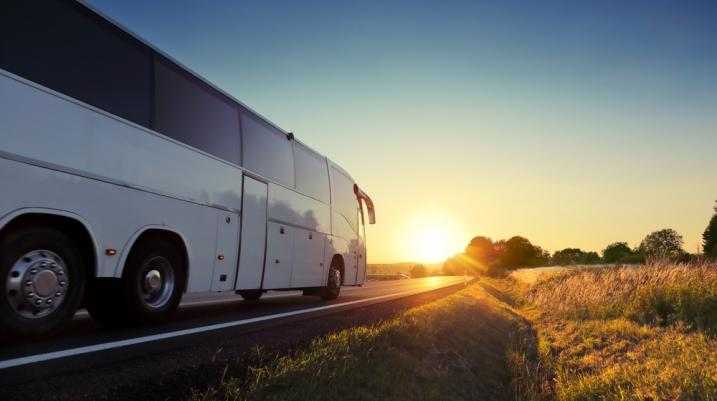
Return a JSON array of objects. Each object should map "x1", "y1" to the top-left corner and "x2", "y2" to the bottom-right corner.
[{"x1": 0, "y1": 0, "x2": 375, "y2": 336}]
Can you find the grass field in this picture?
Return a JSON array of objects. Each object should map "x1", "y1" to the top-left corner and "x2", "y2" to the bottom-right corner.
[
  {"x1": 507, "y1": 263, "x2": 717, "y2": 401},
  {"x1": 190, "y1": 263, "x2": 717, "y2": 401}
]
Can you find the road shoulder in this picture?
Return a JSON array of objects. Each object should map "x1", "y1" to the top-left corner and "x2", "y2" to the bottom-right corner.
[
  {"x1": 0, "y1": 282, "x2": 470, "y2": 401},
  {"x1": 196, "y1": 280, "x2": 531, "y2": 401}
]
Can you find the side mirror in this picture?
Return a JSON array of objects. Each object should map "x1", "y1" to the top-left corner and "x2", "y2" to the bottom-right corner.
[{"x1": 354, "y1": 186, "x2": 376, "y2": 225}]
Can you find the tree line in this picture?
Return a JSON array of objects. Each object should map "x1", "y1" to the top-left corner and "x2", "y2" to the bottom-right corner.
[{"x1": 443, "y1": 201, "x2": 717, "y2": 275}]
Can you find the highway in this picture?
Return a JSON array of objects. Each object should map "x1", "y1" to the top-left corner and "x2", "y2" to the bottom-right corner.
[{"x1": 0, "y1": 276, "x2": 469, "y2": 401}]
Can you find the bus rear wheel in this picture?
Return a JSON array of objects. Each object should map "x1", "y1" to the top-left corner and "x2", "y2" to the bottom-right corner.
[
  {"x1": 88, "y1": 238, "x2": 185, "y2": 326},
  {"x1": 0, "y1": 228, "x2": 85, "y2": 336},
  {"x1": 320, "y1": 263, "x2": 342, "y2": 300},
  {"x1": 237, "y1": 290, "x2": 263, "y2": 301}
]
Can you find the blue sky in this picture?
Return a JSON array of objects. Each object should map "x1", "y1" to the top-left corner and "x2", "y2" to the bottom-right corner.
[{"x1": 90, "y1": 0, "x2": 717, "y2": 262}]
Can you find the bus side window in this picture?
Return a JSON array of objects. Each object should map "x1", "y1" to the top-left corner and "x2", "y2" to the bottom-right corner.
[{"x1": 0, "y1": 0, "x2": 152, "y2": 127}]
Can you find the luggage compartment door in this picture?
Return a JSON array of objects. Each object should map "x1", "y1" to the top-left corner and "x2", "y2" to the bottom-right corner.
[
  {"x1": 262, "y1": 222, "x2": 294, "y2": 289},
  {"x1": 211, "y1": 210, "x2": 240, "y2": 291},
  {"x1": 291, "y1": 229, "x2": 326, "y2": 288}
]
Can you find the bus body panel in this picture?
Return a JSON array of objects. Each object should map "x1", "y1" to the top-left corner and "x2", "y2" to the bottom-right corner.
[
  {"x1": 235, "y1": 176, "x2": 268, "y2": 290},
  {"x1": 0, "y1": 70, "x2": 244, "y2": 213},
  {"x1": 0, "y1": 0, "x2": 373, "y2": 299},
  {"x1": 291, "y1": 228, "x2": 326, "y2": 288},
  {"x1": 211, "y1": 210, "x2": 241, "y2": 292},
  {"x1": 267, "y1": 183, "x2": 331, "y2": 235},
  {"x1": 262, "y1": 222, "x2": 294, "y2": 289},
  {"x1": 0, "y1": 156, "x2": 230, "y2": 293},
  {"x1": 0, "y1": 69, "x2": 369, "y2": 293}
]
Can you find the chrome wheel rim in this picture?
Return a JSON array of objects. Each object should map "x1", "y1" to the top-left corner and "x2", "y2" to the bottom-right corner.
[
  {"x1": 6, "y1": 250, "x2": 68, "y2": 319},
  {"x1": 139, "y1": 256, "x2": 174, "y2": 309}
]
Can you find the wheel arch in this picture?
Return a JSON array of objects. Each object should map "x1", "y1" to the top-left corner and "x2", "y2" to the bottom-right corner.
[
  {"x1": 117, "y1": 226, "x2": 191, "y2": 292},
  {"x1": 0, "y1": 208, "x2": 100, "y2": 280}
]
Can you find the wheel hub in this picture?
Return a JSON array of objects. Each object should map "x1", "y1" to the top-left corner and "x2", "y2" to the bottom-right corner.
[
  {"x1": 330, "y1": 269, "x2": 341, "y2": 288},
  {"x1": 6, "y1": 250, "x2": 68, "y2": 319},
  {"x1": 139, "y1": 257, "x2": 174, "y2": 310},
  {"x1": 144, "y1": 269, "x2": 162, "y2": 293},
  {"x1": 33, "y1": 270, "x2": 60, "y2": 297}
]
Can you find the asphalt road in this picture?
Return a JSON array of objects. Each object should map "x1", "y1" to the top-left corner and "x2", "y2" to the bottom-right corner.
[{"x1": 0, "y1": 276, "x2": 468, "y2": 398}]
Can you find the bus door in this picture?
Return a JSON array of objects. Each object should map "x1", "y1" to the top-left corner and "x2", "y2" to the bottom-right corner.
[
  {"x1": 235, "y1": 175, "x2": 268, "y2": 290},
  {"x1": 356, "y1": 205, "x2": 367, "y2": 284}
]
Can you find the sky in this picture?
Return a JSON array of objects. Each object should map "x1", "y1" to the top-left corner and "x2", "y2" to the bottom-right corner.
[{"x1": 90, "y1": 0, "x2": 717, "y2": 263}]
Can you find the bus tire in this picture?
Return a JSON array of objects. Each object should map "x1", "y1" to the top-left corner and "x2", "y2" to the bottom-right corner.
[
  {"x1": 237, "y1": 290, "x2": 263, "y2": 301},
  {"x1": 320, "y1": 263, "x2": 342, "y2": 300},
  {"x1": 0, "y1": 228, "x2": 85, "y2": 336},
  {"x1": 88, "y1": 239, "x2": 185, "y2": 326}
]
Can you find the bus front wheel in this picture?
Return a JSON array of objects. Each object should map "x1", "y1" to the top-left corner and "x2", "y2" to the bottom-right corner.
[{"x1": 0, "y1": 228, "x2": 85, "y2": 336}]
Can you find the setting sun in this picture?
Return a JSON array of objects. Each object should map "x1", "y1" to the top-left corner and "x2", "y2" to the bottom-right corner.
[
  {"x1": 414, "y1": 228, "x2": 450, "y2": 262},
  {"x1": 405, "y1": 215, "x2": 465, "y2": 263}
]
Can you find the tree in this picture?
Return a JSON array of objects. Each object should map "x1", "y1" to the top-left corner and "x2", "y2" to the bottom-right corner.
[
  {"x1": 459, "y1": 234, "x2": 551, "y2": 275},
  {"x1": 602, "y1": 242, "x2": 634, "y2": 264},
  {"x1": 533, "y1": 247, "x2": 552, "y2": 266},
  {"x1": 442, "y1": 257, "x2": 462, "y2": 276},
  {"x1": 639, "y1": 229, "x2": 684, "y2": 262},
  {"x1": 497, "y1": 236, "x2": 545, "y2": 269},
  {"x1": 583, "y1": 251, "x2": 601, "y2": 264},
  {"x1": 465, "y1": 236, "x2": 496, "y2": 264},
  {"x1": 552, "y1": 248, "x2": 600, "y2": 265},
  {"x1": 703, "y1": 201, "x2": 717, "y2": 258},
  {"x1": 410, "y1": 264, "x2": 428, "y2": 278}
]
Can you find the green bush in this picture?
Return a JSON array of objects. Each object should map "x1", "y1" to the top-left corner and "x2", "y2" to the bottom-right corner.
[{"x1": 628, "y1": 284, "x2": 717, "y2": 333}]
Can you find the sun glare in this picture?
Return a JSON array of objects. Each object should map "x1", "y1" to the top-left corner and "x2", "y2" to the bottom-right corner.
[{"x1": 406, "y1": 215, "x2": 463, "y2": 263}]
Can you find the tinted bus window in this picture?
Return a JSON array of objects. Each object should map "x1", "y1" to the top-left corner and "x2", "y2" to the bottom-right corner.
[
  {"x1": 0, "y1": 0, "x2": 152, "y2": 127},
  {"x1": 294, "y1": 143, "x2": 330, "y2": 203},
  {"x1": 153, "y1": 58, "x2": 241, "y2": 165},
  {"x1": 241, "y1": 112, "x2": 294, "y2": 187}
]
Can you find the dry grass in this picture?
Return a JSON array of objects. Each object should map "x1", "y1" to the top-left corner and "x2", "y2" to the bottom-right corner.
[
  {"x1": 188, "y1": 265, "x2": 717, "y2": 401},
  {"x1": 192, "y1": 283, "x2": 529, "y2": 401},
  {"x1": 506, "y1": 263, "x2": 717, "y2": 401},
  {"x1": 527, "y1": 263, "x2": 717, "y2": 332}
]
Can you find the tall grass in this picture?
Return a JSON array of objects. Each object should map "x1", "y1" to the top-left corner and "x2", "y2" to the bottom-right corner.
[
  {"x1": 509, "y1": 263, "x2": 717, "y2": 401},
  {"x1": 527, "y1": 263, "x2": 717, "y2": 332}
]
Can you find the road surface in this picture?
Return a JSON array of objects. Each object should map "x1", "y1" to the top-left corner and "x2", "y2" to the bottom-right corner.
[{"x1": 0, "y1": 276, "x2": 469, "y2": 400}]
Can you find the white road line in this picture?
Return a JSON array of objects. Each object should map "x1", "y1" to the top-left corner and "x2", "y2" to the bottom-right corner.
[{"x1": 0, "y1": 286, "x2": 444, "y2": 370}]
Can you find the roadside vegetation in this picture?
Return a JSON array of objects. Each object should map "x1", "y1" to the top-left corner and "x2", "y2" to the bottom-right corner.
[
  {"x1": 441, "y1": 201, "x2": 717, "y2": 400},
  {"x1": 192, "y1": 201, "x2": 717, "y2": 401},
  {"x1": 191, "y1": 263, "x2": 717, "y2": 401},
  {"x1": 192, "y1": 282, "x2": 528, "y2": 401},
  {"x1": 504, "y1": 263, "x2": 717, "y2": 401},
  {"x1": 444, "y1": 200, "x2": 717, "y2": 276}
]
